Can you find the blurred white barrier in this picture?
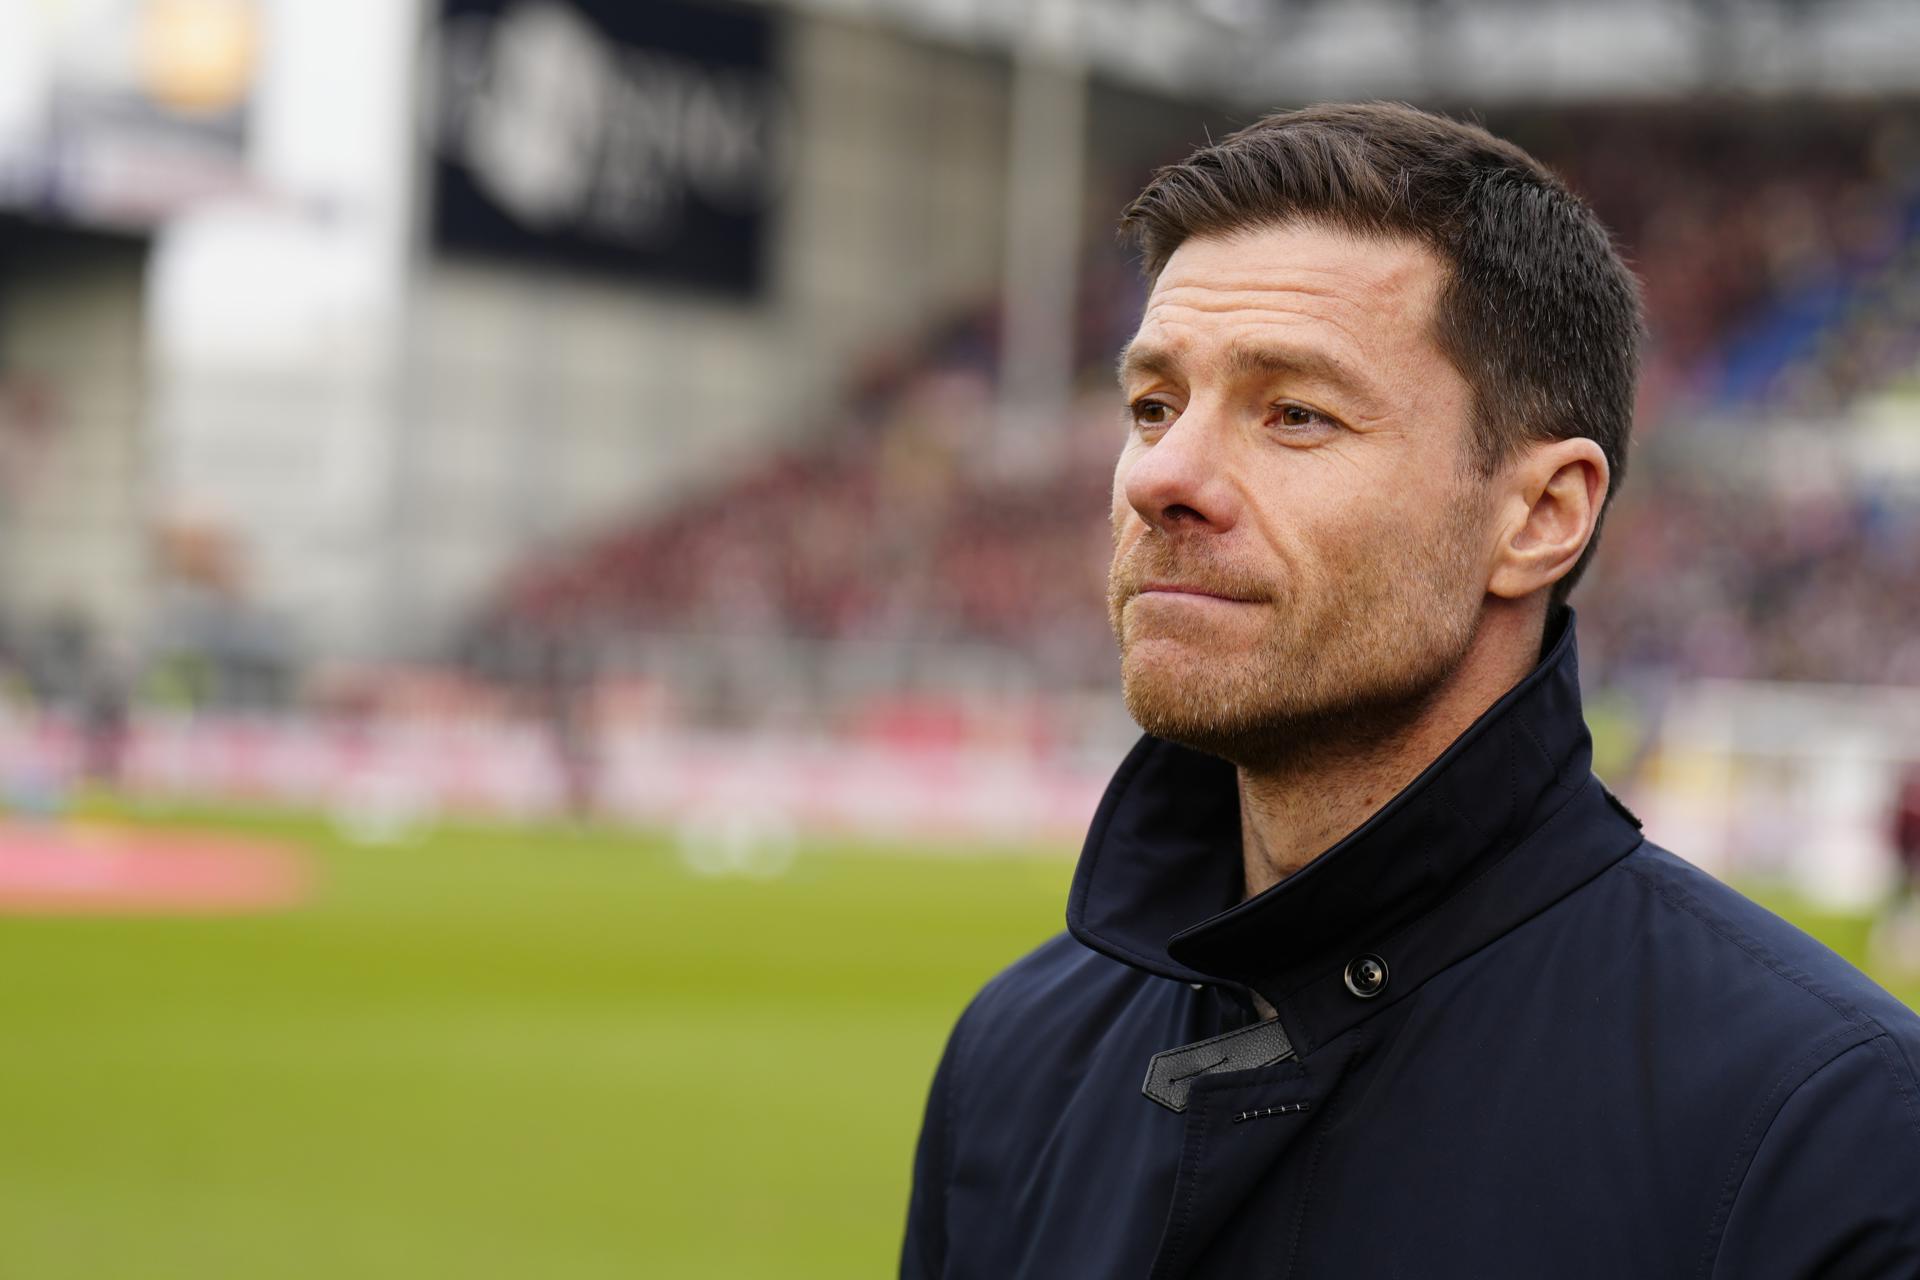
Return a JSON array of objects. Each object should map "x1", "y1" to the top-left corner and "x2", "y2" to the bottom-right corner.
[
  {"x1": 10, "y1": 677, "x2": 1919, "y2": 888},
  {"x1": 1634, "y1": 680, "x2": 1920, "y2": 909},
  {"x1": 0, "y1": 708, "x2": 1111, "y2": 847}
]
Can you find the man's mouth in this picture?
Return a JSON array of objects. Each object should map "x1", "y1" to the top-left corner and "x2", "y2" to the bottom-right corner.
[{"x1": 1135, "y1": 582, "x2": 1260, "y2": 604}]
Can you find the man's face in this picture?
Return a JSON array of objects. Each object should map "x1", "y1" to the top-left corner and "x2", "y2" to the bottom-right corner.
[{"x1": 1108, "y1": 222, "x2": 1494, "y2": 766}]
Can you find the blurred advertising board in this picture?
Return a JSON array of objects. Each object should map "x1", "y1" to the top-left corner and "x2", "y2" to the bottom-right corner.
[
  {"x1": 0, "y1": 0, "x2": 259, "y2": 230},
  {"x1": 429, "y1": 0, "x2": 786, "y2": 295}
]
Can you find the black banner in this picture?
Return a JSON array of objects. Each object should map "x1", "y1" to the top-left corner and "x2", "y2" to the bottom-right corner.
[{"x1": 430, "y1": 0, "x2": 783, "y2": 294}]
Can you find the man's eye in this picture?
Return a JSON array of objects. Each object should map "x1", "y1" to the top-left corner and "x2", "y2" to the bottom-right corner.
[
  {"x1": 1271, "y1": 403, "x2": 1335, "y2": 432},
  {"x1": 1129, "y1": 398, "x2": 1175, "y2": 429}
]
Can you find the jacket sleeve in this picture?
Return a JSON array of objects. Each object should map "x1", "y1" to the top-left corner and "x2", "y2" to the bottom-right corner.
[
  {"x1": 1711, "y1": 1033, "x2": 1920, "y2": 1279},
  {"x1": 900, "y1": 1019, "x2": 964, "y2": 1280}
]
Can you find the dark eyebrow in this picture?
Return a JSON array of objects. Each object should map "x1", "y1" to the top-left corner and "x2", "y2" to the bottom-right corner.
[
  {"x1": 1115, "y1": 341, "x2": 1179, "y2": 387},
  {"x1": 1116, "y1": 339, "x2": 1382, "y2": 416}
]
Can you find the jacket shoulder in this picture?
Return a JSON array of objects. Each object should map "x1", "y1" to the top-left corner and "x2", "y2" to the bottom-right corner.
[
  {"x1": 958, "y1": 929, "x2": 1146, "y2": 1039},
  {"x1": 1600, "y1": 845, "x2": 1920, "y2": 1271},
  {"x1": 1617, "y1": 841, "x2": 1920, "y2": 1046},
  {"x1": 940, "y1": 929, "x2": 1169, "y2": 1106}
]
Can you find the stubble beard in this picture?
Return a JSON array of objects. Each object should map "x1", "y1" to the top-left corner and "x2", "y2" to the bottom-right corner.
[{"x1": 1107, "y1": 504, "x2": 1487, "y2": 773}]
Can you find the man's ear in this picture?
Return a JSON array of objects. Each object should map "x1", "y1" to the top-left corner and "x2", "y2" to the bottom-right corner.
[{"x1": 1487, "y1": 438, "x2": 1610, "y2": 601}]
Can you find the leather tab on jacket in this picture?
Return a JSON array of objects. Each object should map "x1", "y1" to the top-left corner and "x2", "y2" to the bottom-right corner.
[{"x1": 1141, "y1": 1017, "x2": 1296, "y2": 1113}]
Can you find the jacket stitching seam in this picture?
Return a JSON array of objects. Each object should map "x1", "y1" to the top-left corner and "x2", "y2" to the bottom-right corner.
[
  {"x1": 1696, "y1": 1028, "x2": 1883, "y2": 1279},
  {"x1": 1152, "y1": 1095, "x2": 1213, "y2": 1278},
  {"x1": 1282, "y1": 1112, "x2": 1331, "y2": 1279},
  {"x1": 941, "y1": 1026, "x2": 962, "y2": 1245},
  {"x1": 1189, "y1": 1067, "x2": 1313, "y2": 1102},
  {"x1": 1281, "y1": 1052, "x2": 1355, "y2": 1278},
  {"x1": 932, "y1": 1003, "x2": 981, "y2": 1275},
  {"x1": 1426, "y1": 774, "x2": 1492, "y2": 845},
  {"x1": 1620, "y1": 860, "x2": 1867, "y2": 1027},
  {"x1": 1421, "y1": 723, "x2": 1509, "y2": 848},
  {"x1": 1516, "y1": 710, "x2": 1582, "y2": 810},
  {"x1": 1512, "y1": 709, "x2": 1558, "y2": 779},
  {"x1": 1868, "y1": 1031, "x2": 1920, "y2": 1142}
]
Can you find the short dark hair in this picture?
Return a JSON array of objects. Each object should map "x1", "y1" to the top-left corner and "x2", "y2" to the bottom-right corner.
[{"x1": 1119, "y1": 101, "x2": 1643, "y2": 606}]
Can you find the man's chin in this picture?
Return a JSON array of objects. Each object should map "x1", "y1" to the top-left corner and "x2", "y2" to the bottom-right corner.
[
  {"x1": 1118, "y1": 629, "x2": 1475, "y2": 771},
  {"x1": 1118, "y1": 640, "x2": 1230, "y2": 701},
  {"x1": 1119, "y1": 649, "x2": 1271, "y2": 753}
]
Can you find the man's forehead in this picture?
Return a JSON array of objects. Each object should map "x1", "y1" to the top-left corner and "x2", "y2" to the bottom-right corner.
[
  {"x1": 1151, "y1": 223, "x2": 1442, "y2": 300},
  {"x1": 1136, "y1": 225, "x2": 1443, "y2": 328},
  {"x1": 1133, "y1": 225, "x2": 1444, "y2": 360}
]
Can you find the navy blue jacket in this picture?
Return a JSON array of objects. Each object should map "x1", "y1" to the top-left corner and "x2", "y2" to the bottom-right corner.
[{"x1": 902, "y1": 615, "x2": 1920, "y2": 1278}]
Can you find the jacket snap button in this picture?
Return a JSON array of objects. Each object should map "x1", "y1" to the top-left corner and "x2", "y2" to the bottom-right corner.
[{"x1": 1344, "y1": 953, "x2": 1388, "y2": 999}]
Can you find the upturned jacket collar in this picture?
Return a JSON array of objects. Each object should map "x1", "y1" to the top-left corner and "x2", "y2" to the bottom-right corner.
[{"x1": 1066, "y1": 608, "x2": 1645, "y2": 1057}]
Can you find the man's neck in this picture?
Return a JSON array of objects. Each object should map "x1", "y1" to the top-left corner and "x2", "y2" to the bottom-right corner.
[{"x1": 1237, "y1": 605, "x2": 1545, "y2": 900}]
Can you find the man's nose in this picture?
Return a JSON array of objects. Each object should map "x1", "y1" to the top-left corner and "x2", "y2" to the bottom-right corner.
[{"x1": 1122, "y1": 411, "x2": 1237, "y2": 535}]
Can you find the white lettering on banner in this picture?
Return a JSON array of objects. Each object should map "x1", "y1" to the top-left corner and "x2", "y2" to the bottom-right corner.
[{"x1": 434, "y1": 0, "x2": 784, "y2": 243}]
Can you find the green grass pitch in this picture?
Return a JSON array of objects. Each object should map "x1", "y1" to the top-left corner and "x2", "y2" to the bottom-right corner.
[
  {"x1": 0, "y1": 801, "x2": 1069, "y2": 1278},
  {"x1": 0, "y1": 799, "x2": 1908, "y2": 1277}
]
